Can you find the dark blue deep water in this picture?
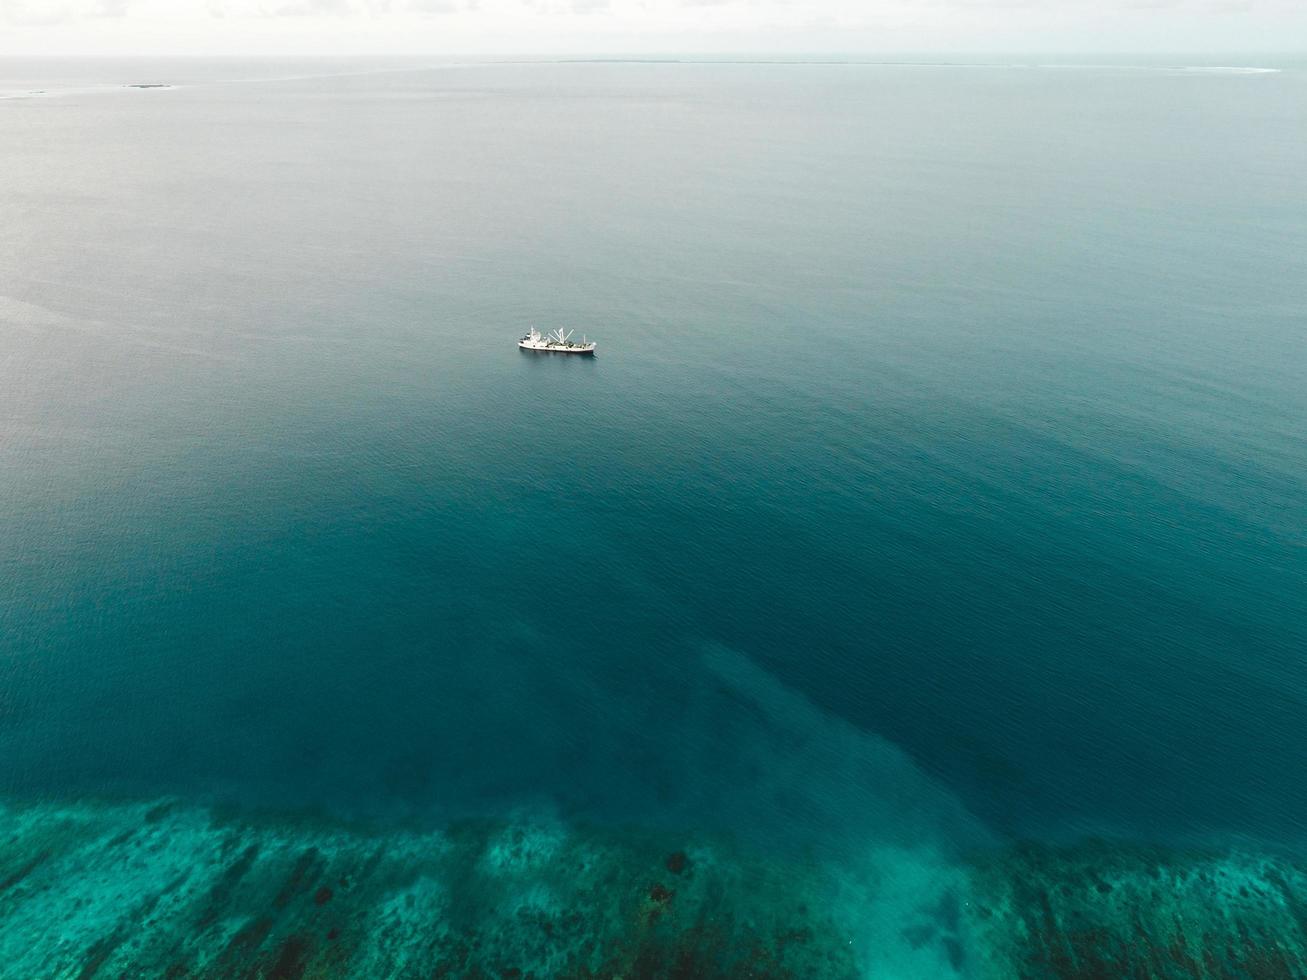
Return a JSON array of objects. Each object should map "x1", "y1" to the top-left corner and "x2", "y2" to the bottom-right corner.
[{"x1": 2, "y1": 57, "x2": 1305, "y2": 876}]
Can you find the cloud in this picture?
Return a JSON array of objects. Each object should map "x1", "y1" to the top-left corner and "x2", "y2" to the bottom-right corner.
[
  {"x1": 3, "y1": 0, "x2": 1305, "y2": 53},
  {"x1": 197, "y1": 0, "x2": 471, "y2": 14},
  {"x1": 0, "y1": 1, "x2": 71, "y2": 25},
  {"x1": 271, "y1": 0, "x2": 352, "y2": 15},
  {"x1": 408, "y1": 0, "x2": 464, "y2": 12},
  {"x1": 0, "y1": 0, "x2": 130, "y2": 23}
]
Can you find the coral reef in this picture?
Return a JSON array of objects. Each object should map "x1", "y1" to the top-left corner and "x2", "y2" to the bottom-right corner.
[
  {"x1": 6, "y1": 796, "x2": 1307, "y2": 978},
  {"x1": 965, "y1": 839, "x2": 1307, "y2": 979},
  {"x1": 0, "y1": 798, "x2": 859, "y2": 979}
]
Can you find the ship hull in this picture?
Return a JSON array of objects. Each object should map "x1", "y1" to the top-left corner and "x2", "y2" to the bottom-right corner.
[{"x1": 518, "y1": 341, "x2": 596, "y2": 355}]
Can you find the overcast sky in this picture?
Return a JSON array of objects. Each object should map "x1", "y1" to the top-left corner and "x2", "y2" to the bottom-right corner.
[{"x1": 1, "y1": 0, "x2": 1303, "y2": 56}]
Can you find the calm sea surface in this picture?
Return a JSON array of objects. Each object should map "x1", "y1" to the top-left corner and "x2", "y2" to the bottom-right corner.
[{"x1": 2, "y1": 58, "x2": 1305, "y2": 864}]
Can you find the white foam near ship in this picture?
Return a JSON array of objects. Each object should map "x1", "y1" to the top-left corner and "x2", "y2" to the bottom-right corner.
[{"x1": 518, "y1": 327, "x2": 597, "y2": 355}]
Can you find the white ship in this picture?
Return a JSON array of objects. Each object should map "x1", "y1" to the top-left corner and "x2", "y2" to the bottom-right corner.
[{"x1": 518, "y1": 327, "x2": 596, "y2": 355}]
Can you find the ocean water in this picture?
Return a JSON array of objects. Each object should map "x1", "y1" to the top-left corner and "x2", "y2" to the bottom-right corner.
[{"x1": 2, "y1": 58, "x2": 1306, "y2": 976}]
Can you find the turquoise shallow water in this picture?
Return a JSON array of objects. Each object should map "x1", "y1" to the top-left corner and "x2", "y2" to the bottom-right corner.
[{"x1": 1, "y1": 58, "x2": 1306, "y2": 975}]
